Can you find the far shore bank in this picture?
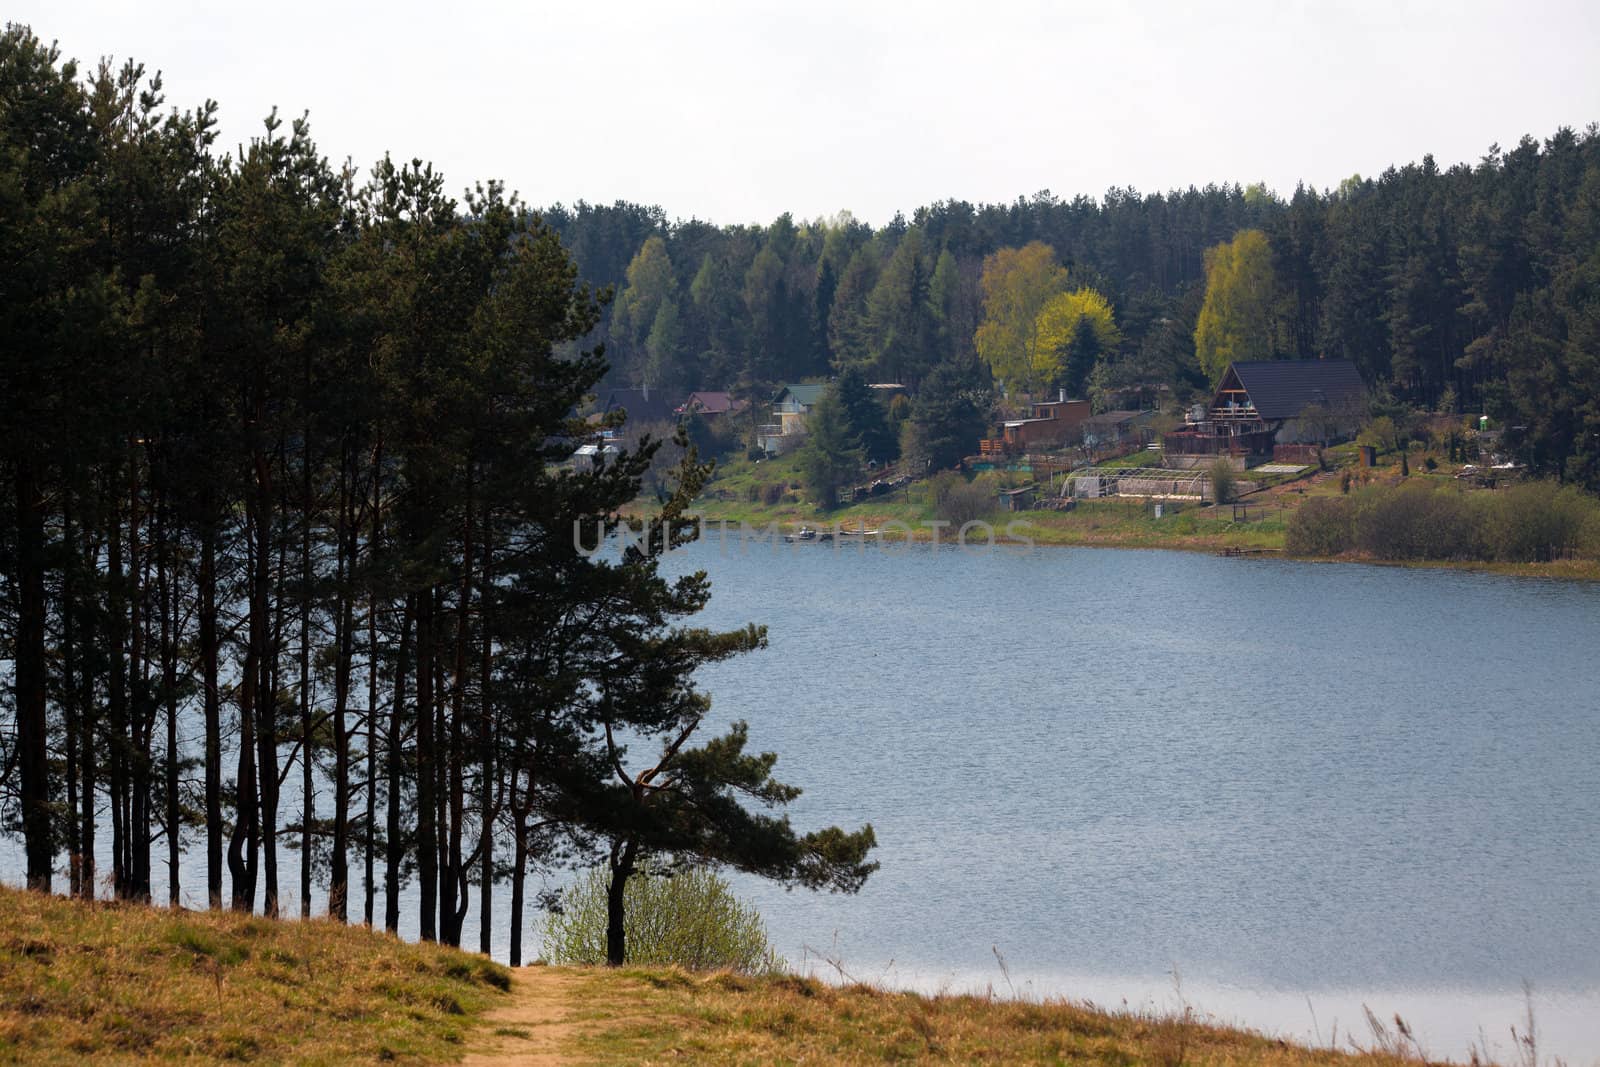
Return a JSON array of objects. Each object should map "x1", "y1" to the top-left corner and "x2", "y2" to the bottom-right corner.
[
  {"x1": 683, "y1": 502, "x2": 1600, "y2": 582},
  {"x1": 671, "y1": 442, "x2": 1600, "y2": 583}
]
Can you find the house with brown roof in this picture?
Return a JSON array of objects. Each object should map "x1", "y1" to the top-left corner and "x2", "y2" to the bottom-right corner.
[
  {"x1": 676, "y1": 391, "x2": 747, "y2": 420},
  {"x1": 1162, "y1": 360, "x2": 1367, "y2": 468},
  {"x1": 999, "y1": 393, "x2": 1091, "y2": 452}
]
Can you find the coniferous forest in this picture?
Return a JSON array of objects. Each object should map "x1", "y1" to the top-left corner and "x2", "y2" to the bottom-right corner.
[
  {"x1": 0, "y1": 27, "x2": 876, "y2": 966},
  {"x1": 4, "y1": 23, "x2": 1600, "y2": 966},
  {"x1": 556, "y1": 128, "x2": 1600, "y2": 489}
]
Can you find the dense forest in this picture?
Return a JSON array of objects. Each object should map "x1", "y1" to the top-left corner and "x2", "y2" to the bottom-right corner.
[
  {"x1": 0, "y1": 26, "x2": 875, "y2": 965},
  {"x1": 548, "y1": 127, "x2": 1600, "y2": 488}
]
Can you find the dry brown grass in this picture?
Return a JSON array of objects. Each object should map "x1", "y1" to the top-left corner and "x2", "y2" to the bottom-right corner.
[
  {"x1": 0, "y1": 887, "x2": 1478, "y2": 1065},
  {"x1": 542, "y1": 965, "x2": 1450, "y2": 1066},
  {"x1": 0, "y1": 884, "x2": 509, "y2": 1064}
]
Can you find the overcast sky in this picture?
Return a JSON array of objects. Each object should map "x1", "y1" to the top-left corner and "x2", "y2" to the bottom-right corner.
[{"x1": 13, "y1": 1, "x2": 1600, "y2": 226}]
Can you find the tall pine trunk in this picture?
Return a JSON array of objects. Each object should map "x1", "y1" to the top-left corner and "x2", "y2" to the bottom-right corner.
[
  {"x1": 200, "y1": 505, "x2": 223, "y2": 909},
  {"x1": 508, "y1": 800, "x2": 528, "y2": 967},
  {"x1": 442, "y1": 466, "x2": 473, "y2": 947},
  {"x1": 62, "y1": 492, "x2": 81, "y2": 899},
  {"x1": 605, "y1": 838, "x2": 638, "y2": 967},
  {"x1": 158, "y1": 489, "x2": 181, "y2": 907},
  {"x1": 230, "y1": 486, "x2": 263, "y2": 912},
  {"x1": 330, "y1": 447, "x2": 355, "y2": 921},
  {"x1": 299, "y1": 434, "x2": 314, "y2": 919},
  {"x1": 78, "y1": 515, "x2": 99, "y2": 901},
  {"x1": 416, "y1": 588, "x2": 437, "y2": 941},
  {"x1": 128, "y1": 446, "x2": 152, "y2": 903},
  {"x1": 13, "y1": 456, "x2": 52, "y2": 892},
  {"x1": 107, "y1": 478, "x2": 129, "y2": 900},
  {"x1": 384, "y1": 596, "x2": 413, "y2": 934},
  {"x1": 477, "y1": 493, "x2": 494, "y2": 956},
  {"x1": 362, "y1": 438, "x2": 383, "y2": 927},
  {"x1": 257, "y1": 442, "x2": 282, "y2": 918}
]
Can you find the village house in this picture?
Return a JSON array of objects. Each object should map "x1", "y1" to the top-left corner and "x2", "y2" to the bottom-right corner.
[
  {"x1": 675, "y1": 390, "x2": 747, "y2": 421},
  {"x1": 1162, "y1": 359, "x2": 1367, "y2": 468},
  {"x1": 757, "y1": 382, "x2": 826, "y2": 455},
  {"x1": 998, "y1": 392, "x2": 1091, "y2": 452},
  {"x1": 596, "y1": 386, "x2": 680, "y2": 432}
]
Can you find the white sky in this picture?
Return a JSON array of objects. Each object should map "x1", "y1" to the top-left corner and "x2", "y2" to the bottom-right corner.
[{"x1": 13, "y1": 1, "x2": 1600, "y2": 227}]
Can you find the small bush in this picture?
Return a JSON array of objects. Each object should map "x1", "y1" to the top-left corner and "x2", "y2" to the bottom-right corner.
[
  {"x1": 542, "y1": 867, "x2": 783, "y2": 974},
  {"x1": 1483, "y1": 481, "x2": 1596, "y2": 561},
  {"x1": 1286, "y1": 497, "x2": 1356, "y2": 556},
  {"x1": 760, "y1": 483, "x2": 785, "y2": 506},
  {"x1": 1207, "y1": 459, "x2": 1236, "y2": 505},
  {"x1": 933, "y1": 474, "x2": 995, "y2": 527},
  {"x1": 1354, "y1": 481, "x2": 1481, "y2": 560}
]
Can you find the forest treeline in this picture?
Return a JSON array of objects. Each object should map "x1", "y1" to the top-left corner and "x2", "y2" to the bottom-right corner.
[
  {"x1": 0, "y1": 27, "x2": 874, "y2": 965},
  {"x1": 550, "y1": 127, "x2": 1600, "y2": 488}
]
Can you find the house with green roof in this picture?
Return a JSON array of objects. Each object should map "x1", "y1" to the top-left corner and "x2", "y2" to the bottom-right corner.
[{"x1": 758, "y1": 382, "x2": 827, "y2": 456}]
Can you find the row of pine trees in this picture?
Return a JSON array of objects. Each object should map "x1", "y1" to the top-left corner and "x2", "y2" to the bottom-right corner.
[{"x1": 1, "y1": 28, "x2": 873, "y2": 965}]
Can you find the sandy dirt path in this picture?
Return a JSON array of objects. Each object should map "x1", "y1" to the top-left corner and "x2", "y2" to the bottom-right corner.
[{"x1": 459, "y1": 966, "x2": 586, "y2": 1067}]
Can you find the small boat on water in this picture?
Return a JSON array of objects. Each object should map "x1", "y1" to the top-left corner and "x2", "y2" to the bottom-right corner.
[{"x1": 783, "y1": 525, "x2": 834, "y2": 543}]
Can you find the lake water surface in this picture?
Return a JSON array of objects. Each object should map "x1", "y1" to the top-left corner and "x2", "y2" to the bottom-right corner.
[
  {"x1": 6, "y1": 542, "x2": 1598, "y2": 1061},
  {"x1": 679, "y1": 541, "x2": 1600, "y2": 1063}
]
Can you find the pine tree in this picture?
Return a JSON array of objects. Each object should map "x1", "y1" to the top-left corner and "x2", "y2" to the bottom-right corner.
[
  {"x1": 834, "y1": 366, "x2": 898, "y2": 463},
  {"x1": 906, "y1": 359, "x2": 990, "y2": 472},
  {"x1": 578, "y1": 445, "x2": 876, "y2": 965},
  {"x1": 799, "y1": 393, "x2": 865, "y2": 508}
]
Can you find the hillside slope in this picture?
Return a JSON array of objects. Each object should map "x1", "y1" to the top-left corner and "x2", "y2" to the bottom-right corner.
[{"x1": 0, "y1": 886, "x2": 509, "y2": 1064}]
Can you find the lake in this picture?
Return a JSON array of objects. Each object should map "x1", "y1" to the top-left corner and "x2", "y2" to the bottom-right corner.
[
  {"x1": 681, "y1": 540, "x2": 1600, "y2": 1063},
  {"x1": 5, "y1": 540, "x2": 1598, "y2": 1062}
]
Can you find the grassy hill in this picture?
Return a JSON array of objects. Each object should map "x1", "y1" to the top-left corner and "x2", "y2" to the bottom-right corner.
[
  {"x1": 0, "y1": 885, "x2": 508, "y2": 1064},
  {"x1": 3, "y1": 885, "x2": 1450, "y2": 1065}
]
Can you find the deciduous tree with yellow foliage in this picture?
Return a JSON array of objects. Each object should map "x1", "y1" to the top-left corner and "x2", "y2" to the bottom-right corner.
[
  {"x1": 1035, "y1": 287, "x2": 1121, "y2": 397},
  {"x1": 1193, "y1": 229, "x2": 1279, "y2": 382},
  {"x1": 973, "y1": 241, "x2": 1067, "y2": 395}
]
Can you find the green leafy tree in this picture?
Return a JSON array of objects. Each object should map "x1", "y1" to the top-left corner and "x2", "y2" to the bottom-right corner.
[
  {"x1": 688, "y1": 252, "x2": 743, "y2": 387},
  {"x1": 644, "y1": 298, "x2": 682, "y2": 391},
  {"x1": 974, "y1": 241, "x2": 1069, "y2": 395},
  {"x1": 613, "y1": 236, "x2": 679, "y2": 386},
  {"x1": 543, "y1": 866, "x2": 782, "y2": 973},
  {"x1": 1194, "y1": 229, "x2": 1278, "y2": 381},
  {"x1": 1034, "y1": 286, "x2": 1121, "y2": 397},
  {"x1": 929, "y1": 248, "x2": 976, "y2": 363}
]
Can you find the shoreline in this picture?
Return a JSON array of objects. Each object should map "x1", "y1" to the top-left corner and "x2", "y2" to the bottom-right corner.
[{"x1": 686, "y1": 504, "x2": 1600, "y2": 582}]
